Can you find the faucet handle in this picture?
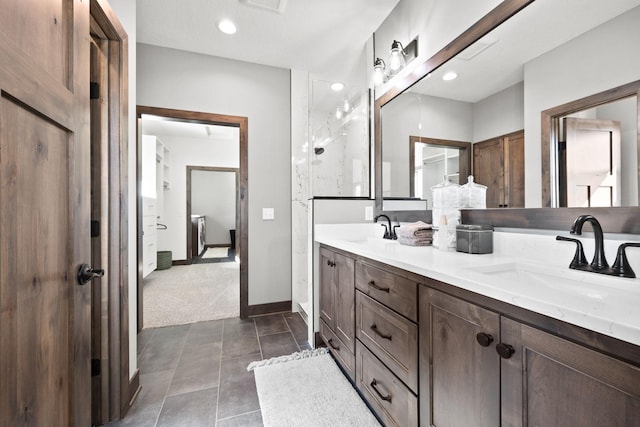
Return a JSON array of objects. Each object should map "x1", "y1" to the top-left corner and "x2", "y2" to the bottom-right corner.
[
  {"x1": 392, "y1": 224, "x2": 400, "y2": 240},
  {"x1": 379, "y1": 223, "x2": 390, "y2": 239},
  {"x1": 611, "y1": 243, "x2": 640, "y2": 278},
  {"x1": 556, "y1": 236, "x2": 588, "y2": 269}
]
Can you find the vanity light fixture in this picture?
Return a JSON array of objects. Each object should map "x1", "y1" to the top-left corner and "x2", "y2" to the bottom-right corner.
[
  {"x1": 378, "y1": 37, "x2": 418, "y2": 80},
  {"x1": 442, "y1": 71, "x2": 458, "y2": 81},
  {"x1": 330, "y1": 82, "x2": 345, "y2": 92},
  {"x1": 218, "y1": 19, "x2": 237, "y2": 35},
  {"x1": 373, "y1": 58, "x2": 386, "y2": 86},
  {"x1": 389, "y1": 40, "x2": 406, "y2": 72}
]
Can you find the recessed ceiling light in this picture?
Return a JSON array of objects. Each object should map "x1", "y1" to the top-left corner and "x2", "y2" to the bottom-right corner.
[
  {"x1": 442, "y1": 71, "x2": 458, "y2": 81},
  {"x1": 218, "y1": 20, "x2": 237, "y2": 35},
  {"x1": 331, "y1": 82, "x2": 345, "y2": 92}
]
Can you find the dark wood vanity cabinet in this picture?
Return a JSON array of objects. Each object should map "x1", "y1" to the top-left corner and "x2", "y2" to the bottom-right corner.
[
  {"x1": 319, "y1": 244, "x2": 640, "y2": 426},
  {"x1": 319, "y1": 247, "x2": 356, "y2": 380},
  {"x1": 419, "y1": 287, "x2": 500, "y2": 427},
  {"x1": 500, "y1": 317, "x2": 640, "y2": 427},
  {"x1": 419, "y1": 286, "x2": 640, "y2": 427}
]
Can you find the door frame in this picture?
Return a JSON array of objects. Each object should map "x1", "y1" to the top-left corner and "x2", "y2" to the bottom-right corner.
[
  {"x1": 136, "y1": 106, "x2": 250, "y2": 324},
  {"x1": 187, "y1": 166, "x2": 240, "y2": 261},
  {"x1": 89, "y1": 0, "x2": 137, "y2": 422}
]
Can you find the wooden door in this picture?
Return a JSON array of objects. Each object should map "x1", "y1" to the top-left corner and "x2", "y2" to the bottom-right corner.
[
  {"x1": 0, "y1": 1, "x2": 91, "y2": 426},
  {"x1": 501, "y1": 317, "x2": 640, "y2": 427},
  {"x1": 319, "y1": 247, "x2": 336, "y2": 328},
  {"x1": 473, "y1": 138, "x2": 505, "y2": 208},
  {"x1": 504, "y1": 130, "x2": 524, "y2": 208},
  {"x1": 563, "y1": 118, "x2": 621, "y2": 207},
  {"x1": 419, "y1": 288, "x2": 500, "y2": 427},
  {"x1": 334, "y1": 252, "x2": 355, "y2": 353}
]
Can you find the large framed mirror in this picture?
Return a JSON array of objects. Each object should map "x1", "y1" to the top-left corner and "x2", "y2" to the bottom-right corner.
[{"x1": 375, "y1": 0, "x2": 640, "y2": 232}]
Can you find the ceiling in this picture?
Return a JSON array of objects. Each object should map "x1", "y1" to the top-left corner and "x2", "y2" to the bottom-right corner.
[
  {"x1": 141, "y1": 115, "x2": 239, "y2": 141},
  {"x1": 409, "y1": 0, "x2": 640, "y2": 102},
  {"x1": 136, "y1": 0, "x2": 399, "y2": 81}
]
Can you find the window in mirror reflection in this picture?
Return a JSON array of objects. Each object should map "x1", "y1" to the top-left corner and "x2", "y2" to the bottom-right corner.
[{"x1": 555, "y1": 96, "x2": 637, "y2": 208}]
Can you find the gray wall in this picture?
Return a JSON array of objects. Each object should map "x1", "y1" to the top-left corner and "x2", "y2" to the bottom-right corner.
[
  {"x1": 137, "y1": 43, "x2": 292, "y2": 305},
  {"x1": 192, "y1": 169, "x2": 237, "y2": 246}
]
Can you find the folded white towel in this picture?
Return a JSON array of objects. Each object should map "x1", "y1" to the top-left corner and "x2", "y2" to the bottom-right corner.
[{"x1": 396, "y1": 221, "x2": 433, "y2": 239}]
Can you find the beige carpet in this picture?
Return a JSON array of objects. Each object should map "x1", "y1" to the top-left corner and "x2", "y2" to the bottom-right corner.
[{"x1": 143, "y1": 262, "x2": 239, "y2": 328}]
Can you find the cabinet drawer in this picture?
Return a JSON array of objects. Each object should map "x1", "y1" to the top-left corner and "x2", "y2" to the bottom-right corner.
[
  {"x1": 356, "y1": 262, "x2": 417, "y2": 321},
  {"x1": 320, "y1": 319, "x2": 355, "y2": 382},
  {"x1": 356, "y1": 341, "x2": 418, "y2": 427},
  {"x1": 356, "y1": 291, "x2": 418, "y2": 393}
]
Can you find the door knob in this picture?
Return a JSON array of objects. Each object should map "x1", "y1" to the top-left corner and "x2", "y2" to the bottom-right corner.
[
  {"x1": 77, "y1": 264, "x2": 104, "y2": 286},
  {"x1": 476, "y1": 332, "x2": 494, "y2": 347},
  {"x1": 496, "y1": 343, "x2": 515, "y2": 359}
]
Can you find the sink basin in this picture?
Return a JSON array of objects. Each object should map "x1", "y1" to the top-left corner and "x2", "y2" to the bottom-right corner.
[
  {"x1": 464, "y1": 261, "x2": 640, "y2": 310},
  {"x1": 345, "y1": 236, "x2": 398, "y2": 250}
]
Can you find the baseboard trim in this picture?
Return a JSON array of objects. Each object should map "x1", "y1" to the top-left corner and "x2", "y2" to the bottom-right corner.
[
  {"x1": 123, "y1": 369, "x2": 140, "y2": 417},
  {"x1": 247, "y1": 300, "x2": 292, "y2": 317}
]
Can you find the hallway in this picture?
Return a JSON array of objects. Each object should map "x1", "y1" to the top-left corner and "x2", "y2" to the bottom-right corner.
[{"x1": 108, "y1": 313, "x2": 309, "y2": 426}]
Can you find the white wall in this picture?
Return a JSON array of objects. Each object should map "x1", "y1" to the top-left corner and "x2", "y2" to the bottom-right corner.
[
  {"x1": 108, "y1": 0, "x2": 137, "y2": 380},
  {"x1": 192, "y1": 169, "x2": 237, "y2": 246},
  {"x1": 138, "y1": 43, "x2": 292, "y2": 305},
  {"x1": 472, "y1": 82, "x2": 524, "y2": 143},
  {"x1": 524, "y1": 6, "x2": 640, "y2": 207}
]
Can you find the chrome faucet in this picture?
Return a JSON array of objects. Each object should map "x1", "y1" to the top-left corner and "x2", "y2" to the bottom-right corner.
[
  {"x1": 374, "y1": 214, "x2": 397, "y2": 240},
  {"x1": 570, "y1": 214, "x2": 608, "y2": 270}
]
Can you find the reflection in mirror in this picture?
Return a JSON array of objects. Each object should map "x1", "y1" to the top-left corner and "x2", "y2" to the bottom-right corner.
[
  {"x1": 378, "y1": 0, "x2": 640, "y2": 214},
  {"x1": 408, "y1": 136, "x2": 471, "y2": 209},
  {"x1": 554, "y1": 96, "x2": 638, "y2": 208}
]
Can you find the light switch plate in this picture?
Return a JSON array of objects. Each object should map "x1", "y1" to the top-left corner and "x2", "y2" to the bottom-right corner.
[
  {"x1": 262, "y1": 208, "x2": 275, "y2": 220},
  {"x1": 365, "y1": 206, "x2": 374, "y2": 221}
]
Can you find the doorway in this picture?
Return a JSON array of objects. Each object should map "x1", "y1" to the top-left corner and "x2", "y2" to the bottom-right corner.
[
  {"x1": 188, "y1": 166, "x2": 239, "y2": 263},
  {"x1": 136, "y1": 106, "x2": 249, "y2": 331}
]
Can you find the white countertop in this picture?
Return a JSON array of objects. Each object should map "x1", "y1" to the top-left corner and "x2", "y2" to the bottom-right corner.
[{"x1": 315, "y1": 223, "x2": 640, "y2": 347}]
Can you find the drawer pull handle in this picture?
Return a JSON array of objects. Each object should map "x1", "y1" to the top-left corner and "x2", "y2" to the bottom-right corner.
[
  {"x1": 370, "y1": 324, "x2": 392, "y2": 340},
  {"x1": 327, "y1": 339, "x2": 340, "y2": 351},
  {"x1": 368, "y1": 280, "x2": 390, "y2": 293},
  {"x1": 370, "y1": 379, "x2": 392, "y2": 403}
]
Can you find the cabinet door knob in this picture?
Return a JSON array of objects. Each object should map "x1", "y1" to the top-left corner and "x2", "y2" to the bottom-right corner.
[
  {"x1": 476, "y1": 332, "x2": 493, "y2": 347},
  {"x1": 496, "y1": 343, "x2": 515, "y2": 359}
]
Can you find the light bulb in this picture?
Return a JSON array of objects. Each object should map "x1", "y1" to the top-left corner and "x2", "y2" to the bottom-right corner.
[
  {"x1": 218, "y1": 20, "x2": 237, "y2": 35},
  {"x1": 389, "y1": 40, "x2": 405, "y2": 72},
  {"x1": 373, "y1": 58, "x2": 386, "y2": 85}
]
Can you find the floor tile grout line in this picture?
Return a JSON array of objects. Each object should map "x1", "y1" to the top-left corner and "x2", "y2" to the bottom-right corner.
[
  {"x1": 216, "y1": 409, "x2": 262, "y2": 423},
  {"x1": 254, "y1": 318, "x2": 264, "y2": 360},
  {"x1": 153, "y1": 325, "x2": 190, "y2": 427},
  {"x1": 282, "y1": 313, "x2": 301, "y2": 352},
  {"x1": 214, "y1": 319, "x2": 226, "y2": 426}
]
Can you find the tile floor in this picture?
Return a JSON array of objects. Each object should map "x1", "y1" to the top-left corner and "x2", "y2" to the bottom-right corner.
[{"x1": 107, "y1": 312, "x2": 310, "y2": 427}]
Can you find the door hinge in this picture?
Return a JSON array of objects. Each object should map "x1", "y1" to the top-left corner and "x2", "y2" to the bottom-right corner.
[
  {"x1": 92, "y1": 359, "x2": 101, "y2": 377},
  {"x1": 90, "y1": 82, "x2": 100, "y2": 100},
  {"x1": 91, "y1": 220, "x2": 100, "y2": 238}
]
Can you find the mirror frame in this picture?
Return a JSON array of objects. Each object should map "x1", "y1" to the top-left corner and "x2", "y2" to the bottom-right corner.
[{"x1": 374, "y1": 0, "x2": 640, "y2": 233}]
